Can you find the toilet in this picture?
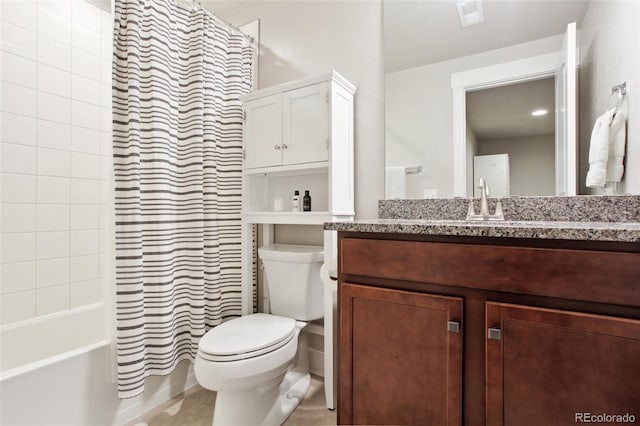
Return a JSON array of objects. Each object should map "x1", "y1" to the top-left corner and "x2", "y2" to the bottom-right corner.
[{"x1": 194, "y1": 244, "x2": 324, "y2": 426}]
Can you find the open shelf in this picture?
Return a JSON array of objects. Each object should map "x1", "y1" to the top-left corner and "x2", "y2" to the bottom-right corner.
[
  {"x1": 243, "y1": 211, "x2": 332, "y2": 225},
  {"x1": 244, "y1": 162, "x2": 328, "y2": 176}
]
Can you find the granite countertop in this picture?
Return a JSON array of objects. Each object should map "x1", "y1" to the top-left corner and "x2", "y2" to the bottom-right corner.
[
  {"x1": 324, "y1": 219, "x2": 640, "y2": 243},
  {"x1": 324, "y1": 195, "x2": 640, "y2": 243}
]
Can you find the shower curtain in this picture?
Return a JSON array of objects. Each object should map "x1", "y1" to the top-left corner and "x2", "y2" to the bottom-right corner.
[{"x1": 112, "y1": 0, "x2": 253, "y2": 398}]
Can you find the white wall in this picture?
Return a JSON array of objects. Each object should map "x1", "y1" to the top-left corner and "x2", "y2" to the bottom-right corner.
[
  {"x1": 477, "y1": 135, "x2": 555, "y2": 196},
  {"x1": 222, "y1": 0, "x2": 385, "y2": 219},
  {"x1": 385, "y1": 35, "x2": 563, "y2": 197},
  {"x1": 579, "y1": 0, "x2": 640, "y2": 195},
  {"x1": 0, "y1": 0, "x2": 113, "y2": 368}
]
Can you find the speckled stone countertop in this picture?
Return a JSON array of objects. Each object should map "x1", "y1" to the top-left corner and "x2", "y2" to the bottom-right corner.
[{"x1": 324, "y1": 195, "x2": 640, "y2": 243}]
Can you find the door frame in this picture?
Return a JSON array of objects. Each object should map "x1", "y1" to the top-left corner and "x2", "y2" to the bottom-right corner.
[{"x1": 450, "y1": 52, "x2": 559, "y2": 197}]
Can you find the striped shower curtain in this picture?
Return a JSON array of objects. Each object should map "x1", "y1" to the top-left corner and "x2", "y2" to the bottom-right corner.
[{"x1": 112, "y1": 0, "x2": 253, "y2": 398}]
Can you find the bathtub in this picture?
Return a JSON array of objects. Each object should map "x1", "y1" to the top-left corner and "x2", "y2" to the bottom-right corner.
[{"x1": 0, "y1": 303, "x2": 197, "y2": 425}]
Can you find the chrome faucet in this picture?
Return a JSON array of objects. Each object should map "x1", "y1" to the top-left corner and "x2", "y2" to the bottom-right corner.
[{"x1": 466, "y1": 178, "x2": 504, "y2": 221}]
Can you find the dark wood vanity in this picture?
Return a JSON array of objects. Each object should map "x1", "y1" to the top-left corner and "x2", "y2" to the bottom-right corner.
[{"x1": 337, "y1": 232, "x2": 640, "y2": 425}]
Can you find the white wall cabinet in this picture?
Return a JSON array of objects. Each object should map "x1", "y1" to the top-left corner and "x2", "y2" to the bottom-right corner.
[
  {"x1": 244, "y1": 82, "x2": 330, "y2": 170},
  {"x1": 241, "y1": 72, "x2": 356, "y2": 412},
  {"x1": 240, "y1": 71, "x2": 355, "y2": 224},
  {"x1": 240, "y1": 71, "x2": 355, "y2": 299}
]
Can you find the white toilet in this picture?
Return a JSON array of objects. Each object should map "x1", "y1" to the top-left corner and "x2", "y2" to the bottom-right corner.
[{"x1": 194, "y1": 244, "x2": 324, "y2": 426}]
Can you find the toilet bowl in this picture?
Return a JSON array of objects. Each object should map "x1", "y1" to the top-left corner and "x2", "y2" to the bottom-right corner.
[{"x1": 194, "y1": 244, "x2": 324, "y2": 426}]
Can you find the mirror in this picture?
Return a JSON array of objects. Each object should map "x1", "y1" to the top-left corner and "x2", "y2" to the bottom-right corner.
[{"x1": 384, "y1": 0, "x2": 639, "y2": 198}]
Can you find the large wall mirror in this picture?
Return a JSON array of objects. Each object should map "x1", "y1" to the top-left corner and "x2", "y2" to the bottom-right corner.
[{"x1": 384, "y1": 0, "x2": 639, "y2": 199}]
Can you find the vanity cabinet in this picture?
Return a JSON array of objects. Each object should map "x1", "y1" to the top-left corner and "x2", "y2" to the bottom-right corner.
[
  {"x1": 337, "y1": 233, "x2": 640, "y2": 426},
  {"x1": 340, "y1": 282, "x2": 462, "y2": 425}
]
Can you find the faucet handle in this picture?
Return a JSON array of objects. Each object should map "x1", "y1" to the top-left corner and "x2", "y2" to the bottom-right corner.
[{"x1": 493, "y1": 199, "x2": 504, "y2": 220}]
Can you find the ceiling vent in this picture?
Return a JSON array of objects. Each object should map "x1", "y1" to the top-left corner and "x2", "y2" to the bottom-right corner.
[{"x1": 457, "y1": 0, "x2": 484, "y2": 28}]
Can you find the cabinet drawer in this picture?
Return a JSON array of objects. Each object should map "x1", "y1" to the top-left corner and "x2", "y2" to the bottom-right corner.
[{"x1": 340, "y1": 238, "x2": 640, "y2": 307}]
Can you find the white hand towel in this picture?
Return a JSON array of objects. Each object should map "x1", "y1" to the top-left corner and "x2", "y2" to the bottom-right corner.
[
  {"x1": 606, "y1": 110, "x2": 626, "y2": 183},
  {"x1": 586, "y1": 108, "x2": 616, "y2": 188},
  {"x1": 385, "y1": 166, "x2": 406, "y2": 199}
]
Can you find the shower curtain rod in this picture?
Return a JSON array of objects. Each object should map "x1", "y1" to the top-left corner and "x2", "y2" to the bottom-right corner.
[{"x1": 174, "y1": 0, "x2": 257, "y2": 45}]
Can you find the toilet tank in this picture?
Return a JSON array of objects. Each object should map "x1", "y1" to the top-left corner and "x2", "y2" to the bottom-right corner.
[{"x1": 258, "y1": 244, "x2": 324, "y2": 321}]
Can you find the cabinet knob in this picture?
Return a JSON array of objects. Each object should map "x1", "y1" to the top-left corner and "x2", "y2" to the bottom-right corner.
[
  {"x1": 282, "y1": 144, "x2": 288, "y2": 149},
  {"x1": 274, "y1": 145, "x2": 281, "y2": 150}
]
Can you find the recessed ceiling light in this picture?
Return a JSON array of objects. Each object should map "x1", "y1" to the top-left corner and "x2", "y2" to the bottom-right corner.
[
  {"x1": 531, "y1": 109, "x2": 548, "y2": 117},
  {"x1": 457, "y1": 0, "x2": 484, "y2": 28}
]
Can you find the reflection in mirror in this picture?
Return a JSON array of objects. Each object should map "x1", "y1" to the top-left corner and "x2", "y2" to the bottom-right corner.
[
  {"x1": 467, "y1": 78, "x2": 555, "y2": 197},
  {"x1": 385, "y1": 0, "x2": 640, "y2": 199}
]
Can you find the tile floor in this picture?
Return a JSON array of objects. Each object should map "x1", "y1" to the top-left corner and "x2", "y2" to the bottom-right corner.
[{"x1": 126, "y1": 376, "x2": 336, "y2": 426}]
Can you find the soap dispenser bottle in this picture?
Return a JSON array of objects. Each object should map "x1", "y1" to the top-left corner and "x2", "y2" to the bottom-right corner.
[
  {"x1": 292, "y1": 190, "x2": 300, "y2": 212},
  {"x1": 302, "y1": 190, "x2": 311, "y2": 212}
]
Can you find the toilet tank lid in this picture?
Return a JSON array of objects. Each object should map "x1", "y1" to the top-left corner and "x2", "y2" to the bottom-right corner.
[{"x1": 258, "y1": 244, "x2": 324, "y2": 263}]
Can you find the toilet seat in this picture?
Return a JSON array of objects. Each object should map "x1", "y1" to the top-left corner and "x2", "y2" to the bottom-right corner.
[{"x1": 198, "y1": 313, "x2": 297, "y2": 362}]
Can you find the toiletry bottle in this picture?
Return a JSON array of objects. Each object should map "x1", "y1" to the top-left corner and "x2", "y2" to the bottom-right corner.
[
  {"x1": 292, "y1": 190, "x2": 300, "y2": 212},
  {"x1": 303, "y1": 190, "x2": 311, "y2": 212}
]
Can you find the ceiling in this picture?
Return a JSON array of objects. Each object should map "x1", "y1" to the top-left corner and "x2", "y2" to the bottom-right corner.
[
  {"x1": 466, "y1": 77, "x2": 555, "y2": 140},
  {"x1": 384, "y1": 0, "x2": 590, "y2": 73}
]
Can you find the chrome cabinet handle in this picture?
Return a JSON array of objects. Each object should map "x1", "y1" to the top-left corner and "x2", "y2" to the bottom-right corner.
[
  {"x1": 274, "y1": 145, "x2": 281, "y2": 150},
  {"x1": 282, "y1": 144, "x2": 288, "y2": 149}
]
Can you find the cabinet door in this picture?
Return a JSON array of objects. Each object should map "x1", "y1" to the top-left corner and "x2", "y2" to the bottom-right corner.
[
  {"x1": 282, "y1": 83, "x2": 329, "y2": 166},
  {"x1": 340, "y1": 282, "x2": 463, "y2": 425},
  {"x1": 244, "y1": 94, "x2": 282, "y2": 169},
  {"x1": 486, "y1": 302, "x2": 640, "y2": 426}
]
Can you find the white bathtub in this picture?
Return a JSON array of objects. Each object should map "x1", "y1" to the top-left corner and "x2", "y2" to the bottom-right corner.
[{"x1": 0, "y1": 304, "x2": 197, "y2": 425}]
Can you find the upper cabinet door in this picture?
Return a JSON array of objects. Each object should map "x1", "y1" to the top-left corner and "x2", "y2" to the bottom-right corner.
[
  {"x1": 244, "y1": 94, "x2": 283, "y2": 169},
  {"x1": 555, "y1": 22, "x2": 578, "y2": 196},
  {"x1": 282, "y1": 83, "x2": 330, "y2": 166}
]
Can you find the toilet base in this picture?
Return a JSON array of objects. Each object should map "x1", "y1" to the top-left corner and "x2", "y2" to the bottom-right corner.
[{"x1": 212, "y1": 368, "x2": 311, "y2": 426}]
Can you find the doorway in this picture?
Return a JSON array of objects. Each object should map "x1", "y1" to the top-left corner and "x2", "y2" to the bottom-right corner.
[{"x1": 466, "y1": 77, "x2": 556, "y2": 196}]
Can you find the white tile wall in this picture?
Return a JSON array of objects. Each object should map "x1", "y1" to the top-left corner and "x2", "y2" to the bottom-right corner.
[
  {"x1": 1, "y1": 82, "x2": 38, "y2": 116},
  {"x1": 38, "y1": 63, "x2": 72, "y2": 97},
  {"x1": 1, "y1": 173, "x2": 37, "y2": 203},
  {"x1": 1, "y1": 142, "x2": 37, "y2": 174},
  {"x1": 37, "y1": 176, "x2": 71, "y2": 203},
  {"x1": 37, "y1": 147, "x2": 71, "y2": 177},
  {"x1": 38, "y1": 92, "x2": 72, "y2": 124},
  {"x1": 1, "y1": 0, "x2": 113, "y2": 324},
  {"x1": 1, "y1": 51, "x2": 37, "y2": 88},
  {"x1": 38, "y1": 34, "x2": 72, "y2": 71},
  {"x1": 1, "y1": 113, "x2": 37, "y2": 145},
  {"x1": 71, "y1": 126, "x2": 100, "y2": 154},
  {"x1": 1, "y1": 21, "x2": 37, "y2": 59},
  {"x1": 36, "y1": 258, "x2": 70, "y2": 288},
  {"x1": 36, "y1": 284, "x2": 70, "y2": 315},
  {"x1": 1, "y1": 261, "x2": 36, "y2": 294},
  {"x1": 1, "y1": 1, "x2": 37, "y2": 31},
  {"x1": 69, "y1": 279, "x2": 100, "y2": 308},
  {"x1": 38, "y1": 120, "x2": 71, "y2": 150},
  {"x1": 1, "y1": 290, "x2": 36, "y2": 323}
]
